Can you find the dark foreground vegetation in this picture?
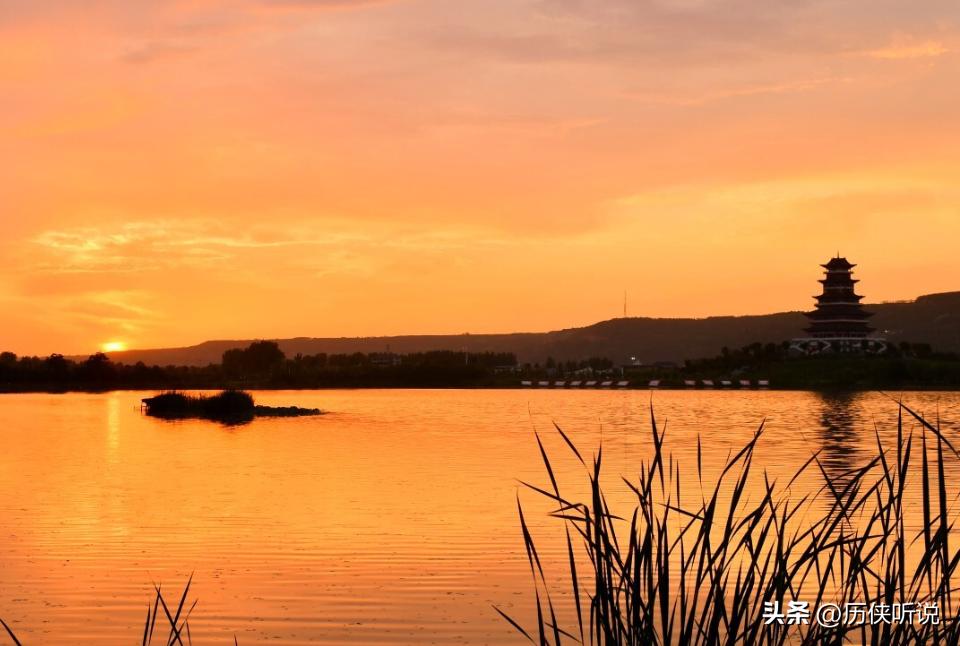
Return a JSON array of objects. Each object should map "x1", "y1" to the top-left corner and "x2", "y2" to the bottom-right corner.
[
  {"x1": 142, "y1": 390, "x2": 321, "y2": 424},
  {"x1": 4, "y1": 339, "x2": 960, "y2": 392},
  {"x1": 499, "y1": 401, "x2": 960, "y2": 644},
  {"x1": 1, "y1": 576, "x2": 236, "y2": 645}
]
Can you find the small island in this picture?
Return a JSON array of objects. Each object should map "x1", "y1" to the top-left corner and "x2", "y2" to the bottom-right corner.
[{"x1": 141, "y1": 390, "x2": 322, "y2": 424}]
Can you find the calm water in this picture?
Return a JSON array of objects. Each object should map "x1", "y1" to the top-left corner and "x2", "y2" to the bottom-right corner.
[{"x1": 2, "y1": 389, "x2": 960, "y2": 644}]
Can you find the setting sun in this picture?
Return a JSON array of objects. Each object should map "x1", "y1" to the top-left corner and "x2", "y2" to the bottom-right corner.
[{"x1": 100, "y1": 341, "x2": 127, "y2": 353}]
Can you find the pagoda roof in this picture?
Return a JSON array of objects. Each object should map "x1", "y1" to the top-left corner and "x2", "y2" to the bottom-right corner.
[
  {"x1": 815, "y1": 294, "x2": 864, "y2": 302},
  {"x1": 806, "y1": 310, "x2": 874, "y2": 321},
  {"x1": 821, "y1": 256, "x2": 855, "y2": 270}
]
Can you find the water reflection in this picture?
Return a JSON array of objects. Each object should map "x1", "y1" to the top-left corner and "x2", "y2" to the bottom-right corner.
[
  {"x1": 106, "y1": 392, "x2": 120, "y2": 464},
  {"x1": 815, "y1": 391, "x2": 865, "y2": 485},
  {"x1": 3, "y1": 389, "x2": 960, "y2": 645}
]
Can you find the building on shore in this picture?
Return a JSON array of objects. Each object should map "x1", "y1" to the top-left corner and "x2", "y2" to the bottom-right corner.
[{"x1": 790, "y1": 256, "x2": 888, "y2": 355}]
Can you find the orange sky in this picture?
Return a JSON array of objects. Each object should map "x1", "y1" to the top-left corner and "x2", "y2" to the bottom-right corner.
[{"x1": 2, "y1": 0, "x2": 959, "y2": 355}]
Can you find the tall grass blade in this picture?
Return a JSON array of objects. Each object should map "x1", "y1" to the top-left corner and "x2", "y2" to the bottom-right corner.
[{"x1": 0, "y1": 618, "x2": 21, "y2": 646}]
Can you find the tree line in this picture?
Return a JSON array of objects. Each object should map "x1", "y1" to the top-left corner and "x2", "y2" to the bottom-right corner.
[{"x1": 0, "y1": 342, "x2": 529, "y2": 391}]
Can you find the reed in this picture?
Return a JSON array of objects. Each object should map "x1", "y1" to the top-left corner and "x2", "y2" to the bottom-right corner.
[
  {"x1": 497, "y1": 401, "x2": 960, "y2": 645},
  {"x1": 1, "y1": 575, "x2": 238, "y2": 645}
]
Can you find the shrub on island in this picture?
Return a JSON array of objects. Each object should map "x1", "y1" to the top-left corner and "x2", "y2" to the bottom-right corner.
[{"x1": 142, "y1": 390, "x2": 320, "y2": 424}]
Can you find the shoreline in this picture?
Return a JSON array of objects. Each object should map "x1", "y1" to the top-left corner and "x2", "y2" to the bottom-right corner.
[{"x1": 4, "y1": 383, "x2": 960, "y2": 394}]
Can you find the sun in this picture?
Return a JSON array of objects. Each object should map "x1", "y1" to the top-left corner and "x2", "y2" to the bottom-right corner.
[{"x1": 101, "y1": 341, "x2": 127, "y2": 353}]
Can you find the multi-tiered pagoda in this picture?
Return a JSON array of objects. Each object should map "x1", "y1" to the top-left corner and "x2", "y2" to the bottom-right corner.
[
  {"x1": 791, "y1": 256, "x2": 887, "y2": 355},
  {"x1": 806, "y1": 257, "x2": 873, "y2": 338}
]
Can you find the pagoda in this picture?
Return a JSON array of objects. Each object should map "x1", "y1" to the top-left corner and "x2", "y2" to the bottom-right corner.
[
  {"x1": 805, "y1": 256, "x2": 873, "y2": 338},
  {"x1": 790, "y1": 256, "x2": 887, "y2": 355}
]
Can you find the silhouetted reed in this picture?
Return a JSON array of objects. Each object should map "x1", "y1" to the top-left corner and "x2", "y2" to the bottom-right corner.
[{"x1": 498, "y1": 401, "x2": 960, "y2": 644}]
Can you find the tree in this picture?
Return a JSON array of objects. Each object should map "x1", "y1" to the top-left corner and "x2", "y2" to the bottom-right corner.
[
  {"x1": 45, "y1": 353, "x2": 69, "y2": 378},
  {"x1": 221, "y1": 341, "x2": 286, "y2": 377},
  {"x1": 244, "y1": 340, "x2": 285, "y2": 373},
  {"x1": 221, "y1": 348, "x2": 246, "y2": 377},
  {"x1": 79, "y1": 353, "x2": 116, "y2": 383}
]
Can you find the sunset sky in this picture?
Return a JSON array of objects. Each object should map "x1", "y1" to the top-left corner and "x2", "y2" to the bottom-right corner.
[{"x1": 2, "y1": 0, "x2": 959, "y2": 355}]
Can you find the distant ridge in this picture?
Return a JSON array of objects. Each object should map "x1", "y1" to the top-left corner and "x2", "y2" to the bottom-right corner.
[{"x1": 99, "y1": 292, "x2": 960, "y2": 367}]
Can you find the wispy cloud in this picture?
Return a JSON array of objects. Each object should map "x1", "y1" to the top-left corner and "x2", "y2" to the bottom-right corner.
[
  {"x1": 61, "y1": 290, "x2": 158, "y2": 332},
  {"x1": 863, "y1": 39, "x2": 950, "y2": 60},
  {"x1": 30, "y1": 220, "x2": 369, "y2": 273},
  {"x1": 624, "y1": 76, "x2": 854, "y2": 107},
  {"x1": 613, "y1": 174, "x2": 958, "y2": 211},
  {"x1": 121, "y1": 41, "x2": 199, "y2": 64},
  {"x1": 254, "y1": 0, "x2": 399, "y2": 11}
]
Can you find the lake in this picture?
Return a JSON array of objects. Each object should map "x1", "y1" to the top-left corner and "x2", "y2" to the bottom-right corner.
[{"x1": 2, "y1": 389, "x2": 959, "y2": 644}]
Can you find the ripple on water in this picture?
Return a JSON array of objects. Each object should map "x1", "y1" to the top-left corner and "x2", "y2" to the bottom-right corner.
[{"x1": 1, "y1": 389, "x2": 958, "y2": 644}]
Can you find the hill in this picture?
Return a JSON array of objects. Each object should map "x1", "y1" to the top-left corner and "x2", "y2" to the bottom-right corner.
[{"x1": 101, "y1": 292, "x2": 960, "y2": 367}]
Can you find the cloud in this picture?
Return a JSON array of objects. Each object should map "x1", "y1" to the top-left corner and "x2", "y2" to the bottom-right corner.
[
  {"x1": 607, "y1": 173, "x2": 960, "y2": 247},
  {"x1": 29, "y1": 220, "x2": 379, "y2": 273},
  {"x1": 255, "y1": 0, "x2": 398, "y2": 10},
  {"x1": 862, "y1": 39, "x2": 950, "y2": 60},
  {"x1": 26, "y1": 219, "x2": 523, "y2": 279},
  {"x1": 0, "y1": 286, "x2": 160, "y2": 351},
  {"x1": 614, "y1": 173, "x2": 956, "y2": 209},
  {"x1": 62, "y1": 291, "x2": 157, "y2": 329},
  {"x1": 411, "y1": 0, "x2": 960, "y2": 74},
  {"x1": 624, "y1": 76, "x2": 854, "y2": 106},
  {"x1": 121, "y1": 41, "x2": 199, "y2": 64}
]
